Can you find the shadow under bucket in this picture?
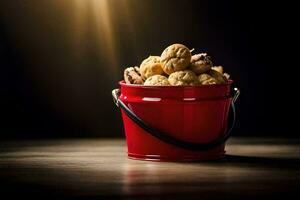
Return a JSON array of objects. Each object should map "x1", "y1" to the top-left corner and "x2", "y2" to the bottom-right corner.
[{"x1": 112, "y1": 80, "x2": 240, "y2": 161}]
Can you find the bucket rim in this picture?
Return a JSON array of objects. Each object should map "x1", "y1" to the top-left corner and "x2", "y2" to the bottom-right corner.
[{"x1": 119, "y1": 80, "x2": 233, "y2": 89}]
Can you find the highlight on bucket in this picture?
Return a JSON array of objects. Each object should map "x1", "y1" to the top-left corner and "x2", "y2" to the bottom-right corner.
[{"x1": 112, "y1": 43, "x2": 240, "y2": 161}]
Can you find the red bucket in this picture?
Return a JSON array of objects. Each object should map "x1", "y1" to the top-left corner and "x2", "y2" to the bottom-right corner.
[{"x1": 112, "y1": 80, "x2": 240, "y2": 161}]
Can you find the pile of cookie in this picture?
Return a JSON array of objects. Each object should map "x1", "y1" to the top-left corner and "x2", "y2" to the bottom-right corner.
[{"x1": 124, "y1": 43, "x2": 230, "y2": 86}]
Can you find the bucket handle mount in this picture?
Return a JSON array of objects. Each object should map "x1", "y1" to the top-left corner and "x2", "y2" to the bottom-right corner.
[{"x1": 112, "y1": 87, "x2": 240, "y2": 151}]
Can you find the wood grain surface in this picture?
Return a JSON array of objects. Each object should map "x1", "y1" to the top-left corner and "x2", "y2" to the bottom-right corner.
[{"x1": 0, "y1": 138, "x2": 300, "y2": 199}]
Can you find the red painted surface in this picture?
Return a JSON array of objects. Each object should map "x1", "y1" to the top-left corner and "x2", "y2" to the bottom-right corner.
[{"x1": 119, "y1": 80, "x2": 233, "y2": 161}]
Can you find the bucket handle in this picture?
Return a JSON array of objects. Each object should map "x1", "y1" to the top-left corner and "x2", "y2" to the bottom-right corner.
[{"x1": 112, "y1": 87, "x2": 240, "y2": 151}]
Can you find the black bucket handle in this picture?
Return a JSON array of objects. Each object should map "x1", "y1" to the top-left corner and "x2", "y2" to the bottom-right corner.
[{"x1": 112, "y1": 87, "x2": 240, "y2": 151}]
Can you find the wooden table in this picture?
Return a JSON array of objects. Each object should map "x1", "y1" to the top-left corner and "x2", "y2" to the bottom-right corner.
[{"x1": 1, "y1": 138, "x2": 300, "y2": 199}]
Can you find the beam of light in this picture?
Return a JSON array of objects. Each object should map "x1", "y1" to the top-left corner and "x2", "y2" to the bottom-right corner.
[
  {"x1": 73, "y1": 0, "x2": 89, "y2": 61},
  {"x1": 72, "y1": 0, "x2": 123, "y2": 80},
  {"x1": 118, "y1": 0, "x2": 139, "y2": 59},
  {"x1": 91, "y1": 0, "x2": 119, "y2": 77}
]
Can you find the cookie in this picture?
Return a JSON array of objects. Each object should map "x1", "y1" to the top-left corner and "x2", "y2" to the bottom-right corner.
[
  {"x1": 139, "y1": 56, "x2": 164, "y2": 80},
  {"x1": 198, "y1": 73, "x2": 218, "y2": 85},
  {"x1": 124, "y1": 66, "x2": 144, "y2": 85},
  {"x1": 160, "y1": 44, "x2": 191, "y2": 75},
  {"x1": 211, "y1": 66, "x2": 223, "y2": 74},
  {"x1": 144, "y1": 75, "x2": 170, "y2": 86},
  {"x1": 168, "y1": 70, "x2": 199, "y2": 86},
  {"x1": 223, "y1": 72, "x2": 230, "y2": 80},
  {"x1": 209, "y1": 69, "x2": 226, "y2": 84},
  {"x1": 212, "y1": 66, "x2": 230, "y2": 82},
  {"x1": 189, "y1": 53, "x2": 213, "y2": 75}
]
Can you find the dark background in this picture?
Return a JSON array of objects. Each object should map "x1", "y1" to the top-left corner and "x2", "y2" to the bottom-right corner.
[{"x1": 0, "y1": 0, "x2": 298, "y2": 139}]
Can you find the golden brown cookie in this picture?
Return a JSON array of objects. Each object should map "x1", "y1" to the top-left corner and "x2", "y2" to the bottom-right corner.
[
  {"x1": 223, "y1": 72, "x2": 230, "y2": 80},
  {"x1": 160, "y1": 44, "x2": 191, "y2": 75},
  {"x1": 189, "y1": 53, "x2": 213, "y2": 74},
  {"x1": 211, "y1": 66, "x2": 223, "y2": 74},
  {"x1": 168, "y1": 70, "x2": 199, "y2": 86},
  {"x1": 144, "y1": 75, "x2": 170, "y2": 86},
  {"x1": 198, "y1": 73, "x2": 218, "y2": 85},
  {"x1": 209, "y1": 69, "x2": 226, "y2": 84},
  {"x1": 139, "y1": 56, "x2": 164, "y2": 80},
  {"x1": 124, "y1": 66, "x2": 144, "y2": 85}
]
